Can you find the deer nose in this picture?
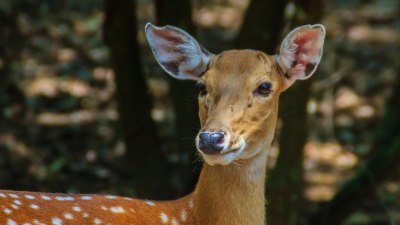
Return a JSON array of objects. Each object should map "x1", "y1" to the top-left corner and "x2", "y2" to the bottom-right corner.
[{"x1": 198, "y1": 131, "x2": 226, "y2": 155}]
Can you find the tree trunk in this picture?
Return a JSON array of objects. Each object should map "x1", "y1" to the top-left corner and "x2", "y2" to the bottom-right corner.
[
  {"x1": 268, "y1": 80, "x2": 312, "y2": 225},
  {"x1": 309, "y1": 77, "x2": 400, "y2": 225},
  {"x1": 235, "y1": 0, "x2": 289, "y2": 53},
  {"x1": 103, "y1": 0, "x2": 172, "y2": 199},
  {"x1": 155, "y1": 0, "x2": 200, "y2": 195},
  {"x1": 268, "y1": 1, "x2": 323, "y2": 224}
]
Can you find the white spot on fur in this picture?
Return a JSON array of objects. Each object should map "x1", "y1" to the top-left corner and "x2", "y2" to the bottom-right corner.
[
  {"x1": 31, "y1": 204, "x2": 39, "y2": 209},
  {"x1": 171, "y1": 217, "x2": 179, "y2": 225},
  {"x1": 160, "y1": 212, "x2": 169, "y2": 223},
  {"x1": 14, "y1": 200, "x2": 22, "y2": 205},
  {"x1": 181, "y1": 209, "x2": 187, "y2": 222},
  {"x1": 101, "y1": 205, "x2": 108, "y2": 211},
  {"x1": 82, "y1": 213, "x2": 89, "y2": 218},
  {"x1": 7, "y1": 219, "x2": 17, "y2": 225},
  {"x1": 81, "y1": 196, "x2": 92, "y2": 200},
  {"x1": 4, "y1": 208, "x2": 12, "y2": 214},
  {"x1": 146, "y1": 200, "x2": 155, "y2": 206},
  {"x1": 41, "y1": 195, "x2": 51, "y2": 200},
  {"x1": 9, "y1": 194, "x2": 19, "y2": 198},
  {"x1": 33, "y1": 219, "x2": 45, "y2": 225},
  {"x1": 52, "y1": 217, "x2": 63, "y2": 225},
  {"x1": 0, "y1": 193, "x2": 6, "y2": 198},
  {"x1": 11, "y1": 204, "x2": 19, "y2": 209},
  {"x1": 189, "y1": 199, "x2": 194, "y2": 209},
  {"x1": 110, "y1": 206, "x2": 125, "y2": 213},
  {"x1": 64, "y1": 213, "x2": 73, "y2": 220},
  {"x1": 55, "y1": 196, "x2": 74, "y2": 201},
  {"x1": 65, "y1": 196, "x2": 74, "y2": 201},
  {"x1": 105, "y1": 195, "x2": 117, "y2": 199},
  {"x1": 72, "y1": 206, "x2": 81, "y2": 212},
  {"x1": 23, "y1": 223, "x2": 32, "y2": 225},
  {"x1": 25, "y1": 195, "x2": 35, "y2": 199},
  {"x1": 94, "y1": 218, "x2": 102, "y2": 224}
]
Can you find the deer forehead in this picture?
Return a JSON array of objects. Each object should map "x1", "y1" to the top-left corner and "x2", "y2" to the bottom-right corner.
[{"x1": 203, "y1": 50, "x2": 282, "y2": 92}]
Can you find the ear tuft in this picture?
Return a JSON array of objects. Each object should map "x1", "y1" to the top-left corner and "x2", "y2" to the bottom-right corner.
[
  {"x1": 145, "y1": 23, "x2": 211, "y2": 80},
  {"x1": 277, "y1": 24, "x2": 325, "y2": 82}
]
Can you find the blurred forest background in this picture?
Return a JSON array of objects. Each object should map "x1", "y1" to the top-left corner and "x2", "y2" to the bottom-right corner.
[{"x1": 0, "y1": 0, "x2": 399, "y2": 224}]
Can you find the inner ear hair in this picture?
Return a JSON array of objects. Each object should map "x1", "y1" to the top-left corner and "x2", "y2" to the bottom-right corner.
[{"x1": 273, "y1": 54, "x2": 288, "y2": 78}]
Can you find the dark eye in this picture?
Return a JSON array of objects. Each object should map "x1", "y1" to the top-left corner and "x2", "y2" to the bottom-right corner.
[
  {"x1": 254, "y1": 82, "x2": 272, "y2": 97},
  {"x1": 196, "y1": 82, "x2": 207, "y2": 96}
]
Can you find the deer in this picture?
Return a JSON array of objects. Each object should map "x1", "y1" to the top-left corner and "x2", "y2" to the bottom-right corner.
[{"x1": 0, "y1": 23, "x2": 325, "y2": 225}]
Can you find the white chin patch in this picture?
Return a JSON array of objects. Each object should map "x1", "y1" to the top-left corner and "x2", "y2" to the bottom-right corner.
[{"x1": 201, "y1": 137, "x2": 246, "y2": 166}]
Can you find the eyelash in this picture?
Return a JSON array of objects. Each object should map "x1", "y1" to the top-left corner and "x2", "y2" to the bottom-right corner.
[
  {"x1": 196, "y1": 82, "x2": 207, "y2": 96},
  {"x1": 196, "y1": 82, "x2": 272, "y2": 97},
  {"x1": 254, "y1": 82, "x2": 273, "y2": 97}
]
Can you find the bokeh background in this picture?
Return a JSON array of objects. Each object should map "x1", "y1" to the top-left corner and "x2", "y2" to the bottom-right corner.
[{"x1": 0, "y1": 0, "x2": 399, "y2": 224}]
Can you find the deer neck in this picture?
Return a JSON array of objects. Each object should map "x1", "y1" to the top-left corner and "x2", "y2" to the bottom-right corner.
[
  {"x1": 189, "y1": 97, "x2": 279, "y2": 225},
  {"x1": 192, "y1": 145, "x2": 269, "y2": 225}
]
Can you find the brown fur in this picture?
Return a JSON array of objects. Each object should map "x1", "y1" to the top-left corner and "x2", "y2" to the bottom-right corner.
[
  {"x1": 0, "y1": 50, "x2": 292, "y2": 225},
  {"x1": 192, "y1": 50, "x2": 284, "y2": 225}
]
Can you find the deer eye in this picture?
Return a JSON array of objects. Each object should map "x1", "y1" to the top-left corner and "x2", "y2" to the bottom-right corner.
[
  {"x1": 254, "y1": 82, "x2": 272, "y2": 97},
  {"x1": 196, "y1": 82, "x2": 207, "y2": 96}
]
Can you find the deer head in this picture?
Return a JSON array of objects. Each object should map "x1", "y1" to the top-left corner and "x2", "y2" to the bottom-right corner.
[{"x1": 145, "y1": 23, "x2": 325, "y2": 166}]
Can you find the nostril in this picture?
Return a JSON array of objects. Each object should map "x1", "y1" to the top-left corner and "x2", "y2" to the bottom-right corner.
[
  {"x1": 199, "y1": 132, "x2": 225, "y2": 143},
  {"x1": 199, "y1": 132, "x2": 208, "y2": 142},
  {"x1": 216, "y1": 138, "x2": 225, "y2": 145},
  {"x1": 198, "y1": 131, "x2": 226, "y2": 154},
  {"x1": 211, "y1": 132, "x2": 225, "y2": 144}
]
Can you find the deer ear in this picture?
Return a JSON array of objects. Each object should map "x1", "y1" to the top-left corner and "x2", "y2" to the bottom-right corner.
[
  {"x1": 276, "y1": 24, "x2": 325, "y2": 86},
  {"x1": 145, "y1": 23, "x2": 211, "y2": 80}
]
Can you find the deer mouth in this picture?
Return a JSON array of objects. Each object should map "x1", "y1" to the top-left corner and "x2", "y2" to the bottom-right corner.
[{"x1": 200, "y1": 137, "x2": 246, "y2": 166}]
